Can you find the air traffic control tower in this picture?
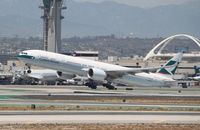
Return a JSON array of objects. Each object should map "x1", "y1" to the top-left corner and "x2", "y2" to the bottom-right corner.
[{"x1": 40, "y1": 0, "x2": 66, "y2": 53}]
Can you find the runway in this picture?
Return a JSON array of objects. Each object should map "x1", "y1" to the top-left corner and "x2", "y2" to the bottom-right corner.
[
  {"x1": 0, "y1": 85, "x2": 199, "y2": 111},
  {"x1": 0, "y1": 111, "x2": 199, "y2": 124},
  {"x1": 0, "y1": 85, "x2": 200, "y2": 97},
  {"x1": 0, "y1": 99, "x2": 199, "y2": 110},
  {"x1": 0, "y1": 85, "x2": 199, "y2": 124}
]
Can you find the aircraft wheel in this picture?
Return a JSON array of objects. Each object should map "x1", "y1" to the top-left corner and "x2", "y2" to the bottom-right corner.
[
  {"x1": 103, "y1": 83, "x2": 117, "y2": 90},
  {"x1": 85, "y1": 80, "x2": 97, "y2": 89},
  {"x1": 27, "y1": 69, "x2": 31, "y2": 73}
]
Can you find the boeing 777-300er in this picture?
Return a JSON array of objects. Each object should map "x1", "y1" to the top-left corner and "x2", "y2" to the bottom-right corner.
[{"x1": 17, "y1": 50, "x2": 183, "y2": 89}]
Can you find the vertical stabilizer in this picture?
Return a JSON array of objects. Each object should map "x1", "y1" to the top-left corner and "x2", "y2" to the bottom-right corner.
[
  {"x1": 157, "y1": 52, "x2": 183, "y2": 75},
  {"x1": 194, "y1": 66, "x2": 200, "y2": 76}
]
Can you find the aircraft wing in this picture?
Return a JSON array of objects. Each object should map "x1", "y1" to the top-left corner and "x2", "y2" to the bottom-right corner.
[
  {"x1": 82, "y1": 66, "x2": 160, "y2": 79},
  {"x1": 105, "y1": 67, "x2": 160, "y2": 78}
]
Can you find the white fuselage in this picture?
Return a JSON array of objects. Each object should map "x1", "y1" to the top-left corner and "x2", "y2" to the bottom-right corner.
[
  {"x1": 17, "y1": 50, "x2": 175, "y2": 87},
  {"x1": 114, "y1": 72, "x2": 174, "y2": 87},
  {"x1": 192, "y1": 76, "x2": 200, "y2": 81}
]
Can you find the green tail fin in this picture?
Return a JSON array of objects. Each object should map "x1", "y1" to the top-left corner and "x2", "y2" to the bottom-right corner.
[
  {"x1": 194, "y1": 66, "x2": 200, "y2": 76},
  {"x1": 157, "y1": 52, "x2": 183, "y2": 75}
]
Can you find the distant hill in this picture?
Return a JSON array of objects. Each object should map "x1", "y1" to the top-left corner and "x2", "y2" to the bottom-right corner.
[{"x1": 0, "y1": 0, "x2": 199, "y2": 37}]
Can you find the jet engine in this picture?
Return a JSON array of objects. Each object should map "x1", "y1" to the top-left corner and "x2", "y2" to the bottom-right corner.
[
  {"x1": 88, "y1": 68, "x2": 107, "y2": 81},
  {"x1": 57, "y1": 71, "x2": 62, "y2": 77}
]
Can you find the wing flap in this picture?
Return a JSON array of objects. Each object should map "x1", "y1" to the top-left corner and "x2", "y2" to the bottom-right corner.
[{"x1": 106, "y1": 67, "x2": 160, "y2": 79}]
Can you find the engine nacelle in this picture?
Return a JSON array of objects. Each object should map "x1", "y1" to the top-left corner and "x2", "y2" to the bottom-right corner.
[
  {"x1": 57, "y1": 71, "x2": 62, "y2": 77},
  {"x1": 88, "y1": 68, "x2": 107, "y2": 81}
]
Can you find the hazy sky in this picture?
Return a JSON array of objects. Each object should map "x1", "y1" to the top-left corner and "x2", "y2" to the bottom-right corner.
[{"x1": 74, "y1": 0, "x2": 193, "y2": 8}]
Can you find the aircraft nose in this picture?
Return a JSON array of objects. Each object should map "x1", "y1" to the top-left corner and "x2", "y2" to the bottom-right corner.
[
  {"x1": 16, "y1": 52, "x2": 23, "y2": 58},
  {"x1": 16, "y1": 51, "x2": 34, "y2": 59}
]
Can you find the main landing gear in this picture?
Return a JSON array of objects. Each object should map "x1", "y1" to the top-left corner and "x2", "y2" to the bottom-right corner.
[
  {"x1": 103, "y1": 83, "x2": 117, "y2": 90},
  {"x1": 25, "y1": 64, "x2": 31, "y2": 74},
  {"x1": 85, "y1": 79, "x2": 97, "y2": 89},
  {"x1": 85, "y1": 80, "x2": 117, "y2": 90}
]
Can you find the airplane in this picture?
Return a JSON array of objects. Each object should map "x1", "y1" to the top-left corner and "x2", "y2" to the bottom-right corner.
[
  {"x1": 22, "y1": 69, "x2": 61, "y2": 85},
  {"x1": 188, "y1": 66, "x2": 200, "y2": 81},
  {"x1": 17, "y1": 50, "x2": 183, "y2": 89},
  {"x1": 10, "y1": 63, "x2": 77, "y2": 85},
  {"x1": 13, "y1": 68, "x2": 78, "y2": 85}
]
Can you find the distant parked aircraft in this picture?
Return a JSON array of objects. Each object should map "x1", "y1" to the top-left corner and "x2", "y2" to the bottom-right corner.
[{"x1": 188, "y1": 66, "x2": 200, "y2": 81}]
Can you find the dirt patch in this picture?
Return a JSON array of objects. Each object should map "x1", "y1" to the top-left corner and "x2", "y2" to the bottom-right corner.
[
  {"x1": 0, "y1": 105, "x2": 199, "y2": 111},
  {"x1": 0, "y1": 124, "x2": 199, "y2": 130}
]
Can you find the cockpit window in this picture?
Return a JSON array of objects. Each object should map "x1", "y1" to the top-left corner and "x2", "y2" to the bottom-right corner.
[{"x1": 21, "y1": 52, "x2": 28, "y2": 55}]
